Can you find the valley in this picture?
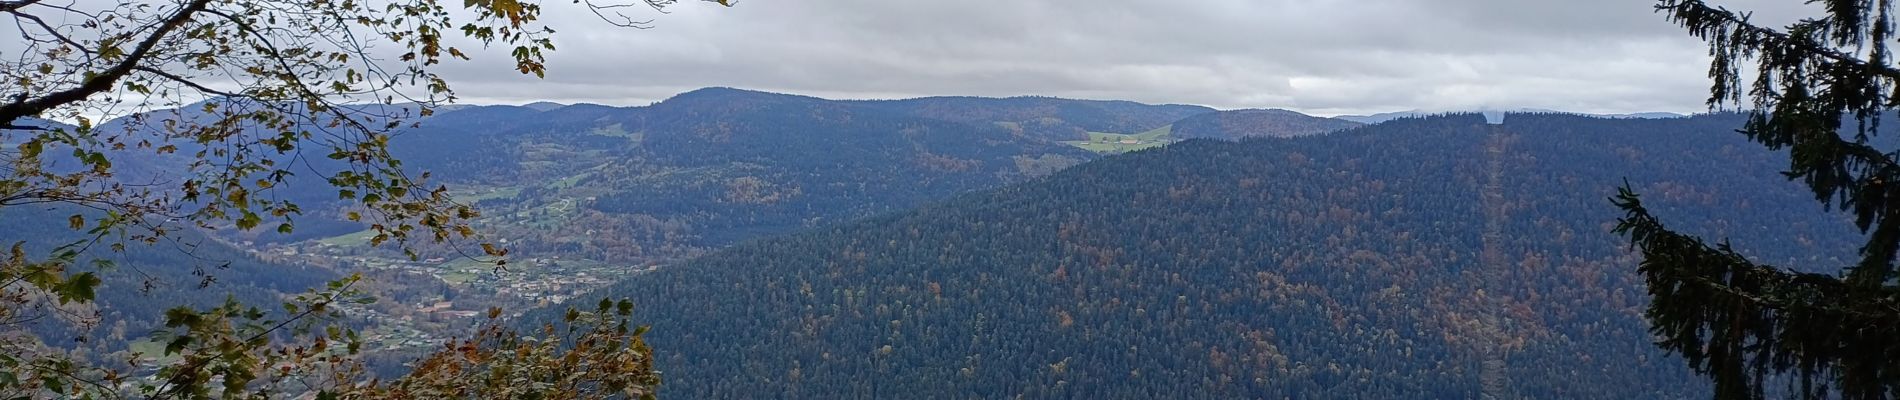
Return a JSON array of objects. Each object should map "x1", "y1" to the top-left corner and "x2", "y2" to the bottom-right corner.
[
  {"x1": 133, "y1": 88, "x2": 1354, "y2": 368},
  {"x1": 1, "y1": 89, "x2": 1853, "y2": 398}
]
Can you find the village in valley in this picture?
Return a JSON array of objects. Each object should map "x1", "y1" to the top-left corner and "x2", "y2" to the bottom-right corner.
[{"x1": 237, "y1": 210, "x2": 665, "y2": 353}]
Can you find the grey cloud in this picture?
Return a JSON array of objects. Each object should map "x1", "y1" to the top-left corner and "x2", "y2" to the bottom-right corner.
[{"x1": 436, "y1": 0, "x2": 1818, "y2": 115}]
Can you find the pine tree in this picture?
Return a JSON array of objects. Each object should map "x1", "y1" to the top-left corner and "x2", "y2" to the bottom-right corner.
[{"x1": 1615, "y1": 1, "x2": 1900, "y2": 399}]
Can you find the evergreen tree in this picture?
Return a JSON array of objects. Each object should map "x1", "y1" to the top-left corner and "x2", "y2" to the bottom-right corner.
[{"x1": 1616, "y1": 1, "x2": 1900, "y2": 398}]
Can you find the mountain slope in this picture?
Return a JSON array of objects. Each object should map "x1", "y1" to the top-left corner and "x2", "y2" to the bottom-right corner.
[
  {"x1": 0, "y1": 206, "x2": 337, "y2": 356},
  {"x1": 82, "y1": 88, "x2": 1212, "y2": 256},
  {"x1": 855, "y1": 95, "x2": 1215, "y2": 141},
  {"x1": 366, "y1": 88, "x2": 1104, "y2": 259},
  {"x1": 568, "y1": 113, "x2": 1857, "y2": 398},
  {"x1": 1169, "y1": 108, "x2": 1363, "y2": 139}
]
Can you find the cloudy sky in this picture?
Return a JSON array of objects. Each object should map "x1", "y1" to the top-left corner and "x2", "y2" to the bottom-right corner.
[{"x1": 437, "y1": 1, "x2": 1813, "y2": 116}]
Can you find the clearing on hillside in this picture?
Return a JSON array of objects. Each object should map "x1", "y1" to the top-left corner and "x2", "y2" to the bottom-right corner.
[{"x1": 1062, "y1": 125, "x2": 1174, "y2": 153}]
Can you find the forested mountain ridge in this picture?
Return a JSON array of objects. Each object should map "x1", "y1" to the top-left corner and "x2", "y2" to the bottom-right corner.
[
  {"x1": 560, "y1": 112, "x2": 1860, "y2": 398},
  {"x1": 1170, "y1": 108, "x2": 1364, "y2": 139},
  {"x1": 368, "y1": 87, "x2": 1127, "y2": 260},
  {"x1": 88, "y1": 88, "x2": 1208, "y2": 253},
  {"x1": 851, "y1": 94, "x2": 1215, "y2": 141}
]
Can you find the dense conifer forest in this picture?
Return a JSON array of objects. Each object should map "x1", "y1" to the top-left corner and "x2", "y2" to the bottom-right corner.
[{"x1": 564, "y1": 113, "x2": 1861, "y2": 398}]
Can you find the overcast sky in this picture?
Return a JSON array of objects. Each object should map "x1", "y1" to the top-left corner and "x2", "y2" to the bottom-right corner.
[
  {"x1": 436, "y1": 0, "x2": 1831, "y2": 116},
  {"x1": 434, "y1": 0, "x2": 1826, "y2": 115},
  {"x1": 21, "y1": 0, "x2": 1822, "y2": 117}
]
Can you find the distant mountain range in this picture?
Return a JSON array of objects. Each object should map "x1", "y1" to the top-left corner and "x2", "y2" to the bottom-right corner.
[
  {"x1": 370, "y1": 87, "x2": 1195, "y2": 259},
  {"x1": 849, "y1": 95, "x2": 1213, "y2": 141},
  {"x1": 324, "y1": 88, "x2": 1379, "y2": 257},
  {"x1": 1336, "y1": 108, "x2": 1688, "y2": 124},
  {"x1": 6, "y1": 87, "x2": 1377, "y2": 277}
]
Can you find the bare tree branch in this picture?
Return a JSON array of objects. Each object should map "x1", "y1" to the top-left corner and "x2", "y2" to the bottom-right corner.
[{"x1": 0, "y1": 0, "x2": 212, "y2": 125}]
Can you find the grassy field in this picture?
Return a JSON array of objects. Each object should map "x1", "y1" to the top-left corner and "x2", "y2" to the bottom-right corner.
[
  {"x1": 317, "y1": 229, "x2": 378, "y2": 247},
  {"x1": 435, "y1": 257, "x2": 494, "y2": 284},
  {"x1": 1062, "y1": 125, "x2": 1174, "y2": 153},
  {"x1": 590, "y1": 123, "x2": 648, "y2": 144},
  {"x1": 548, "y1": 171, "x2": 594, "y2": 190},
  {"x1": 452, "y1": 186, "x2": 522, "y2": 203}
]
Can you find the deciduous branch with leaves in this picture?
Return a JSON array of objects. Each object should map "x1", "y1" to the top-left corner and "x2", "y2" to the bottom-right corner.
[{"x1": 0, "y1": 0, "x2": 727, "y2": 397}]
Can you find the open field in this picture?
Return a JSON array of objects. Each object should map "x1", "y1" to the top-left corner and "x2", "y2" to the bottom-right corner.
[
  {"x1": 434, "y1": 257, "x2": 495, "y2": 284},
  {"x1": 1062, "y1": 125, "x2": 1174, "y2": 153},
  {"x1": 317, "y1": 229, "x2": 378, "y2": 247},
  {"x1": 452, "y1": 186, "x2": 523, "y2": 203}
]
